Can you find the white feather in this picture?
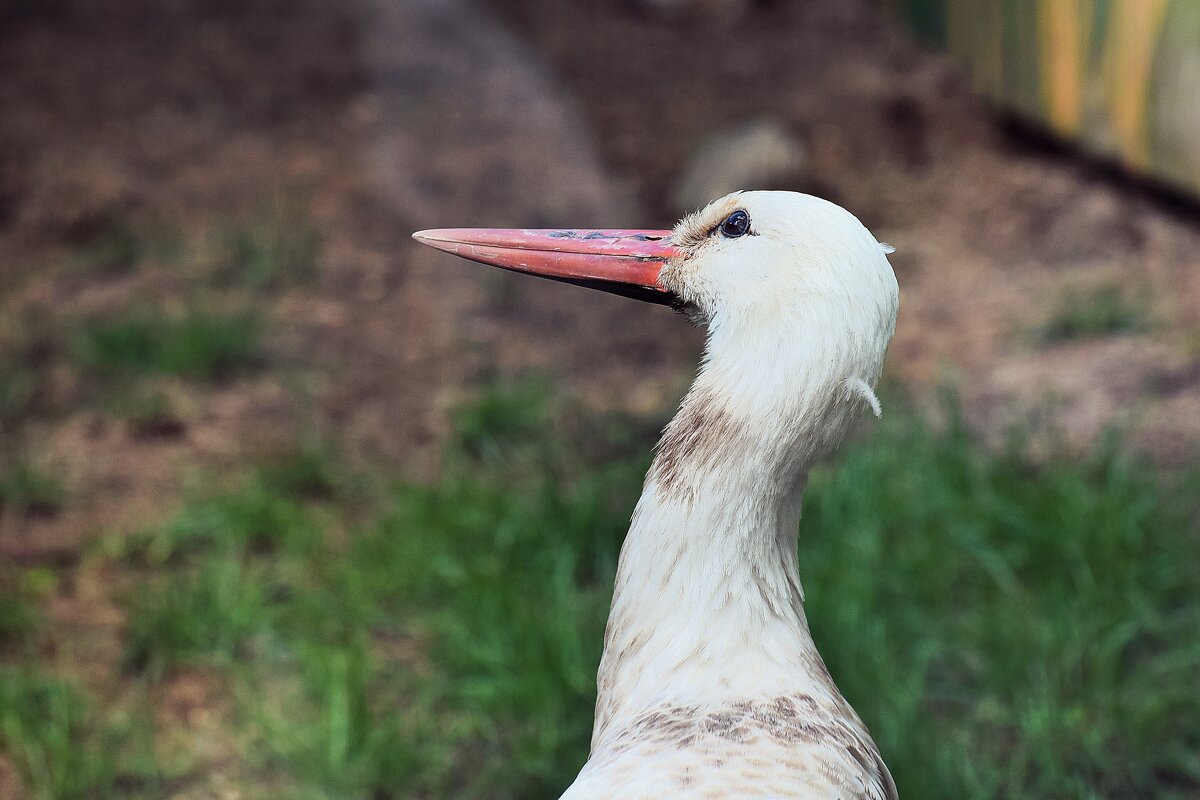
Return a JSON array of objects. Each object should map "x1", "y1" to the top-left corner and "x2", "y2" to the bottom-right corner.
[
  {"x1": 563, "y1": 192, "x2": 900, "y2": 799},
  {"x1": 844, "y1": 377, "x2": 883, "y2": 418}
]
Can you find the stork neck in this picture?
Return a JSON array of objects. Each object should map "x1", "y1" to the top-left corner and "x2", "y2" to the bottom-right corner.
[{"x1": 590, "y1": 373, "x2": 846, "y2": 750}]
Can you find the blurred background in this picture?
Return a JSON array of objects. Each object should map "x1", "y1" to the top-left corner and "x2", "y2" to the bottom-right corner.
[{"x1": 1, "y1": 0, "x2": 1198, "y2": 797}]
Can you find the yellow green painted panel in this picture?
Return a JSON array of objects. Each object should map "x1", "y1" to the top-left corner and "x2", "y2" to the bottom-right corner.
[{"x1": 888, "y1": 0, "x2": 1200, "y2": 196}]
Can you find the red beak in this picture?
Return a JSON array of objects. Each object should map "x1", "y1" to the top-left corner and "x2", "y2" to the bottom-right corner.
[{"x1": 411, "y1": 228, "x2": 678, "y2": 304}]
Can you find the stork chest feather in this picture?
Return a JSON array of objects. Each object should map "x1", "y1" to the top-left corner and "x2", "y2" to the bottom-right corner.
[{"x1": 564, "y1": 693, "x2": 897, "y2": 800}]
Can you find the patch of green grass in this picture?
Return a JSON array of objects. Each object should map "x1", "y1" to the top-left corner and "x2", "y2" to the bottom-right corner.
[
  {"x1": 450, "y1": 375, "x2": 554, "y2": 461},
  {"x1": 343, "y1": 462, "x2": 639, "y2": 796},
  {"x1": 0, "y1": 460, "x2": 66, "y2": 519},
  {"x1": 0, "y1": 569, "x2": 43, "y2": 652},
  {"x1": 122, "y1": 461, "x2": 332, "y2": 674},
  {"x1": 163, "y1": 485, "x2": 320, "y2": 561},
  {"x1": 255, "y1": 444, "x2": 342, "y2": 501},
  {"x1": 259, "y1": 640, "x2": 449, "y2": 798},
  {"x1": 0, "y1": 313, "x2": 61, "y2": 433},
  {"x1": 67, "y1": 212, "x2": 184, "y2": 278},
  {"x1": 124, "y1": 553, "x2": 276, "y2": 677},
  {"x1": 71, "y1": 306, "x2": 261, "y2": 382},
  {"x1": 803, "y1": 402, "x2": 1200, "y2": 798},
  {"x1": 112, "y1": 384, "x2": 1200, "y2": 799},
  {"x1": 207, "y1": 200, "x2": 321, "y2": 290},
  {"x1": 1036, "y1": 282, "x2": 1151, "y2": 343},
  {"x1": 106, "y1": 384, "x2": 185, "y2": 439},
  {"x1": 0, "y1": 592, "x2": 39, "y2": 651},
  {"x1": 0, "y1": 667, "x2": 161, "y2": 799},
  {"x1": 356, "y1": 387, "x2": 1199, "y2": 798}
]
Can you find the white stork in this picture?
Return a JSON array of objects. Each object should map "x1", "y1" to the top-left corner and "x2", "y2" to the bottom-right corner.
[{"x1": 414, "y1": 190, "x2": 900, "y2": 799}]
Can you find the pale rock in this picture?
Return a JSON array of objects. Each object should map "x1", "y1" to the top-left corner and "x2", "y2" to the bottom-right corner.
[{"x1": 672, "y1": 119, "x2": 807, "y2": 214}]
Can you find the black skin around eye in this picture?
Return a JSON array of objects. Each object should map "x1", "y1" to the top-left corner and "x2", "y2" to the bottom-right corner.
[{"x1": 720, "y1": 210, "x2": 750, "y2": 238}]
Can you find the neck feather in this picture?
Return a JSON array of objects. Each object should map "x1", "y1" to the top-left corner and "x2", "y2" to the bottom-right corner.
[{"x1": 590, "y1": 364, "x2": 853, "y2": 749}]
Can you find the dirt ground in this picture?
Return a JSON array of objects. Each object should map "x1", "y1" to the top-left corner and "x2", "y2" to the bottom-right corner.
[
  {"x1": 2, "y1": 0, "x2": 1199, "y2": 558},
  {"x1": 485, "y1": 0, "x2": 1200, "y2": 455}
]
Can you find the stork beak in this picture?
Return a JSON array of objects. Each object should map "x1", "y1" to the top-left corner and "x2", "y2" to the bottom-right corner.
[{"x1": 411, "y1": 228, "x2": 677, "y2": 305}]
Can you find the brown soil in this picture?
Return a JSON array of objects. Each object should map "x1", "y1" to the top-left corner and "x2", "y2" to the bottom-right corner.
[
  {"x1": 487, "y1": 0, "x2": 1200, "y2": 458},
  {"x1": 1, "y1": 0, "x2": 1198, "y2": 562}
]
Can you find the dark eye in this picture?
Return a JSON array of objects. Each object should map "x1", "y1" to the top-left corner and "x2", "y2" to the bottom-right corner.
[{"x1": 719, "y1": 210, "x2": 750, "y2": 238}]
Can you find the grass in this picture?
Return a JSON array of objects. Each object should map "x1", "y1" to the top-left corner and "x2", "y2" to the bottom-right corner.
[
  {"x1": 71, "y1": 306, "x2": 262, "y2": 382},
  {"x1": 1036, "y1": 282, "x2": 1151, "y2": 343},
  {"x1": 124, "y1": 554, "x2": 276, "y2": 677},
  {"x1": 0, "y1": 314, "x2": 67, "y2": 521},
  {"x1": 64, "y1": 204, "x2": 312, "y2": 287},
  {"x1": 63, "y1": 211, "x2": 186, "y2": 279},
  {"x1": 4, "y1": 384, "x2": 1197, "y2": 798},
  {"x1": 0, "y1": 570, "x2": 161, "y2": 799},
  {"x1": 0, "y1": 459, "x2": 65, "y2": 519},
  {"x1": 102, "y1": 388, "x2": 645, "y2": 797},
  {"x1": 206, "y1": 200, "x2": 322, "y2": 290},
  {"x1": 122, "y1": 463, "x2": 330, "y2": 675},
  {"x1": 0, "y1": 569, "x2": 43, "y2": 653},
  {"x1": 389, "y1": 389, "x2": 1200, "y2": 799},
  {"x1": 802, "y1": 405, "x2": 1200, "y2": 798},
  {"x1": 105, "y1": 384, "x2": 186, "y2": 439},
  {"x1": 0, "y1": 667, "x2": 160, "y2": 800},
  {"x1": 0, "y1": 311, "x2": 61, "y2": 434}
]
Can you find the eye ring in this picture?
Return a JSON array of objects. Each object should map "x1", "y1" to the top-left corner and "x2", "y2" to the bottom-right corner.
[{"x1": 719, "y1": 210, "x2": 751, "y2": 239}]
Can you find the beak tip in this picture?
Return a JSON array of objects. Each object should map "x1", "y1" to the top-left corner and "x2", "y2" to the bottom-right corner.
[{"x1": 412, "y1": 230, "x2": 450, "y2": 252}]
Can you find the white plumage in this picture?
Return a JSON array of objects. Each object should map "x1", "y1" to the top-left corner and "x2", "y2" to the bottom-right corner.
[{"x1": 563, "y1": 192, "x2": 899, "y2": 799}]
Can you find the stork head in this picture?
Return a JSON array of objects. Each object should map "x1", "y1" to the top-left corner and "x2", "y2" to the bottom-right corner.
[
  {"x1": 660, "y1": 191, "x2": 896, "y2": 327},
  {"x1": 414, "y1": 191, "x2": 898, "y2": 407}
]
